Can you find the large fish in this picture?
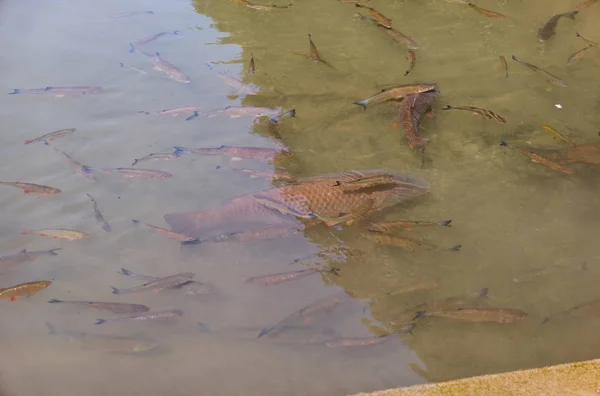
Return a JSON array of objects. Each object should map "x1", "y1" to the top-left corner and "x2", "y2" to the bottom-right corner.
[
  {"x1": 538, "y1": 11, "x2": 578, "y2": 41},
  {"x1": 0, "y1": 280, "x2": 51, "y2": 301},
  {"x1": 398, "y1": 83, "x2": 440, "y2": 157},
  {"x1": 164, "y1": 170, "x2": 430, "y2": 238}
]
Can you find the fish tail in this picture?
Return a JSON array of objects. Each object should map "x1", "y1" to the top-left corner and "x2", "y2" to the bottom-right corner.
[
  {"x1": 173, "y1": 30, "x2": 180, "y2": 35},
  {"x1": 353, "y1": 100, "x2": 368, "y2": 110},
  {"x1": 118, "y1": 268, "x2": 136, "y2": 277},
  {"x1": 45, "y1": 322, "x2": 57, "y2": 334},
  {"x1": 173, "y1": 146, "x2": 190, "y2": 155},
  {"x1": 47, "y1": 299, "x2": 62, "y2": 303},
  {"x1": 441, "y1": 105, "x2": 453, "y2": 110},
  {"x1": 413, "y1": 311, "x2": 428, "y2": 320},
  {"x1": 447, "y1": 244, "x2": 462, "y2": 252},
  {"x1": 95, "y1": 319, "x2": 107, "y2": 325},
  {"x1": 499, "y1": 140, "x2": 509, "y2": 147},
  {"x1": 132, "y1": 219, "x2": 141, "y2": 225},
  {"x1": 81, "y1": 165, "x2": 97, "y2": 173},
  {"x1": 48, "y1": 248, "x2": 61, "y2": 255},
  {"x1": 8, "y1": 89, "x2": 21, "y2": 94},
  {"x1": 138, "y1": 111, "x2": 150, "y2": 115},
  {"x1": 541, "y1": 317, "x2": 551, "y2": 325},
  {"x1": 128, "y1": 43, "x2": 137, "y2": 53},
  {"x1": 185, "y1": 111, "x2": 200, "y2": 121},
  {"x1": 132, "y1": 159, "x2": 139, "y2": 166},
  {"x1": 257, "y1": 328, "x2": 271, "y2": 338},
  {"x1": 110, "y1": 286, "x2": 123, "y2": 295},
  {"x1": 438, "y1": 220, "x2": 452, "y2": 227}
]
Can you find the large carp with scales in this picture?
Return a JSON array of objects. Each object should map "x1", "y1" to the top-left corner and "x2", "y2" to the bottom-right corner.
[{"x1": 164, "y1": 170, "x2": 430, "y2": 238}]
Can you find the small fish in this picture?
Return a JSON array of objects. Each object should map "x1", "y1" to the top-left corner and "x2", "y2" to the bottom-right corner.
[
  {"x1": 511, "y1": 56, "x2": 568, "y2": 87},
  {"x1": 353, "y1": 83, "x2": 436, "y2": 110},
  {"x1": 368, "y1": 219, "x2": 452, "y2": 232},
  {"x1": 575, "y1": 0, "x2": 598, "y2": 10},
  {"x1": 254, "y1": 195, "x2": 317, "y2": 220},
  {"x1": 204, "y1": 224, "x2": 300, "y2": 244},
  {"x1": 269, "y1": 109, "x2": 296, "y2": 124},
  {"x1": 120, "y1": 62, "x2": 148, "y2": 74},
  {"x1": 543, "y1": 297, "x2": 600, "y2": 324},
  {"x1": 111, "y1": 272, "x2": 195, "y2": 295},
  {"x1": 307, "y1": 34, "x2": 333, "y2": 67},
  {"x1": 108, "y1": 10, "x2": 154, "y2": 18},
  {"x1": 500, "y1": 141, "x2": 574, "y2": 174},
  {"x1": 231, "y1": 168, "x2": 295, "y2": 181},
  {"x1": 95, "y1": 309, "x2": 184, "y2": 325},
  {"x1": 48, "y1": 299, "x2": 149, "y2": 314},
  {"x1": 130, "y1": 46, "x2": 190, "y2": 83},
  {"x1": 316, "y1": 199, "x2": 375, "y2": 227},
  {"x1": 567, "y1": 46, "x2": 593, "y2": 66},
  {"x1": 383, "y1": 27, "x2": 418, "y2": 50},
  {"x1": 576, "y1": 32, "x2": 599, "y2": 47},
  {"x1": 133, "y1": 30, "x2": 179, "y2": 47},
  {"x1": 404, "y1": 50, "x2": 416, "y2": 76},
  {"x1": 43, "y1": 140, "x2": 96, "y2": 181},
  {"x1": 21, "y1": 228, "x2": 90, "y2": 240},
  {"x1": 24, "y1": 128, "x2": 75, "y2": 144},
  {"x1": 541, "y1": 124, "x2": 576, "y2": 147},
  {"x1": 0, "y1": 181, "x2": 61, "y2": 195},
  {"x1": 245, "y1": 268, "x2": 340, "y2": 286},
  {"x1": 442, "y1": 105, "x2": 506, "y2": 123},
  {"x1": 499, "y1": 56, "x2": 508, "y2": 77},
  {"x1": 140, "y1": 106, "x2": 202, "y2": 117},
  {"x1": 325, "y1": 324, "x2": 415, "y2": 350},
  {"x1": 200, "y1": 106, "x2": 280, "y2": 121},
  {"x1": 173, "y1": 145, "x2": 293, "y2": 161},
  {"x1": 234, "y1": 0, "x2": 292, "y2": 11},
  {"x1": 132, "y1": 219, "x2": 198, "y2": 242},
  {"x1": 414, "y1": 307, "x2": 527, "y2": 323},
  {"x1": 84, "y1": 166, "x2": 172, "y2": 179},
  {"x1": 0, "y1": 280, "x2": 51, "y2": 301},
  {"x1": 467, "y1": 3, "x2": 506, "y2": 19},
  {"x1": 9, "y1": 86, "x2": 103, "y2": 96},
  {"x1": 538, "y1": 11, "x2": 578, "y2": 41},
  {"x1": 173, "y1": 280, "x2": 217, "y2": 296},
  {"x1": 0, "y1": 248, "x2": 60, "y2": 271},
  {"x1": 361, "y1": 231, "x2": 461, "y2": 252},
  {"x1": 355, "y1": 3, "x2": 392, "y2": 28},
  {"x1": 46, "y1": 322, "x2": 159, "y2": 353},
  {"x1": 132, "y1": 152, "x2": 180, "y2": 166},
  {"x1": 248, "y1": 53, "x2": 256, "y2": 75},
  {"x1": 206, "y1": 64, "x2": 259, "y2": 95},
  {"x1": 86, "y1": 194, "x2": 111, "y2": 232}
]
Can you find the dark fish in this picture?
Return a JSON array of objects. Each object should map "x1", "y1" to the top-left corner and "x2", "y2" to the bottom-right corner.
[
  {"x1": 111, "y1": 272, "x2": 195, "y2": 295},
  {"x1": 174, "y1": 145, "x2": 293, "y2": 161},
  {"x1": 86, "y1": 194, "x2": 111, "y2": 232},
  {"x1": 48, "y1": 299, "x2": 149, "y2": 314},
  {"x1": 132, "y1": 219, "x2": 198, "y2": 242},
  {"x1": 43, "y1": 140, "x2": 96, "y2": 181},
  {"x1": 355, "y1": 3, "x2": 392, "y2": 28},
  {"x1": 567, "y1": 46, "x2": 593, "y2": 65},
  {"x1": 511, "y1": 56, "x2": 568, "y2": 87},
  {"x1": 325, "y1": 324, "x2": 415, "y2": 350},
  {"x1": 405, "y1": 50, "x2": 416, "y2": 76},
  {"x1": 500, "y1": 141, "x2": 574, "y2": 174},
  {"x1": 248, "y1": 53, "x2": 256, "y2": 75},
  {"x1": 83, "y1": 166, "x2": 172, "y2": 179},
  {"x1": 353, "y1": 83, "x2": 436, "y2": 110},
  {"x1": 132, "y1": 152, "x2": 180, "y2": 166},
  {"x1": 9, "y1": 86, "x2": 103, "y2": 96},
  {"x1": 368, "y1": 219, "x2": 452, "y2": 232},
  {"x1": 361, "y1": 231, "x2": 461, "y2": 252},
  {"x1": 467, "y1": 3, "x2": 507, "y2": 19},
  {"x1": 414, "y1": 307, "x2": 527, "y2": 323},
  {"x1": 108, "y1": 10, "x2": 154, "y2": 18},
  {"x1": 25, "y1": 128, "x2": 75, "y2": 144},
  {"x1": 0, "y1": 248, "x2": 60, "y2": 272},
  {"x1": 576, "y1": 32, "x2": 599, "y2": 47},
  {"x1": 442, "y1": 105, "x2": 506, "y2": 123},
  {"x1": 245, "y1": 268, "x2": 339, "y2": 286},
  {"x1": 499, "y1": 55, "x2": 508, "y2": 77},
  {"x1": 0, "y1": 181, "x2": 61, "y2": 195},
  {"x1": 95, "y1": 309, "x2": 184, "y2": 325},
  {"x1": 538, "y1": 11, "x2": 578, "y2": 41},
  {"x1": 133, "y1": 31, "x2": 179, "y2": 47},
  {"x1": 0, "y1": 280, "x2": 51, "y2": 301}
]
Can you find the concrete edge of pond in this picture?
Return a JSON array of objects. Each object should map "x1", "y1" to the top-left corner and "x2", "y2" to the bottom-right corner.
[{"x1": 349, "y1": 358, "x2": 600, "y2": 396}]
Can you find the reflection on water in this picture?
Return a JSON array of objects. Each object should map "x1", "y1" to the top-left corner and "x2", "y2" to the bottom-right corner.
[{"x1": 1, "y1": 0, "x2": 600, "y2": 394}]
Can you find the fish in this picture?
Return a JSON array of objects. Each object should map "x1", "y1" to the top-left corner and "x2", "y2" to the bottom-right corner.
[
  {"x1": 111, "y1": 272, "x2": 195, "y2": 295},
  {"x1": 576, "y1": 32, "x2": 599, "y2": 47},
  {"x1": 24, "y1": 128, "x2": 75, "y2": 144},
  {"x1": 46, "y1": 322, "x2": 159, "y2": 353},
  {"x1": 355, "y1": 3, "x2": 392, "y2": 28},
  {"x1": 173, "y1": 145, "x2": 293, "y2": 161},
  {"x1": 567, "y1": 46, "x2": 593, "y2": 66},
  {"x1": 234, "y1": 0, "x2": 292, "y2": 10},
  {"x1": 543, "y1": 298, "x2": 600, "y2": 324},
  {"x1": 173, "y1": 280, "x2": 217, "y2": 296},
  {"x1": 203, "y1": 224, "x2": 300, "y2": 244},
  {"x1": 538, "y1": 11, "x2": 578, "y2": 41},
  {"x1": 204, "y1": 64, "x2": 260, "y2": 95},
  {"x1": 0, "y1": 280, "x2": 51, "y2": 301},
  {"x1": 198, "y1": 106, "x2": 281, "y2": 121},
  {"x1": 269, "y1": 108, "x2": 297, "y2": 124},
  {"x1": 441, "y1": 105, "x2": 507, "y2": 123},
  {"x1": 511, "y1": 56, "x2": 568, "y2": 87},
  {"x1": 120, "y1": 62, "x2": 148, "y2": 75},
  {"x1": 0, "y1": 248, "x2": 60, "y2": 273},
  {"x1": 0, "y1": 181, "x2": 61, "y2": 195},
  {"x1": 95, "y1": 309, "x2": 184, "y2": 325},
  {"x1": 258, "y1": 291, "x2": 352, "y2": 338},
  {"x1": 164, "y1": 170, "x2": 430, "y2": 238},
  {"x1": 500, "y1": 141, "x2": 574, "y2": 174},
  {"x1": 367, "y1": 219, "x2": 452, "y2": 232},
  {"x1": 83, "y1": 166, "x2": 172, "y2": 179},
  {"x1": 132, "y1": 152, "x2": 180, "y2": 166},
  {"x1": 398, "y1": 94, "x2": 429, "y2": 154},
  {"x1": 565, "y1": 143, "x2": 600, "y2": 164},
  {"x1": 132, "y1": 219, "x2": 198, "y2": 242},
  {"x1": 248, "y1": 53, "x2": 256, "y2": 75},
  {"x1": 254, "y1": 195, "x2": 318, "y2": 220},
  {"x1": 575, "y1": 0, "x2": 598, "y2": 10},
  {"x1": 499, "y1": 55, "x2": 508, "y2": 77},
  {"x1": 132, "y1": 30, "x2": 179, "y2": 47},
  {"x1": 325, "y1": 324, "x2": 415, "y2": 350},
  {"x1": 130, "y1": 46, "x2": 190, "y2": 83},
  {"x1": 9, "y1": 86, "x2": 104, "y2": 96},
  {"x1": 315, "y1": 199, "x2": 375, "y2": 227},
  {"x1": 86, "y1": 194, "x2": 111, "y2": 232},
  {"x1": 353, "y1": 83, "x2": 436, "y2": 110},
  {"x1": 244, "y1": 268, "x2": 340, "y2": 286},
  {"x1": 43, "y1": 140, "x2": 96, "y2": 181},
  {"x1": 414, "y1": 307, "x2": 527, "y2": 323},
  {"x1": 404, "y1": 50, "x2": 416, "y2": 76},
  {"x1": 231, "y1": 168, "x2": 295, "y2": 181},
  {"x1": 140, "y1": 106, "x2": 202, "y2": 117},
  {"x1": 48, "y1": 299, "x2": 150, "y2": 314},
  {"x1": 383, "y1": 27, "x2": 419, "y2": 50},
  {"x1": 307, "y1": 34, "x2": 333, "y2": 67},
  {"x1": 21, "y1": 228, "x2": 90, "y2": 240},
  {"x1": 467, "y1": 3, "x2": 507, "y2": 19},
  {"x1": 541, "y1": 124, "x2": 576, "y2": 147},
  {"x1": 108, "y1": 10, "x2": 154, "y2": 18},
  {"x1": 361, "y1": 231, "x2": 461, "y2": 252}
]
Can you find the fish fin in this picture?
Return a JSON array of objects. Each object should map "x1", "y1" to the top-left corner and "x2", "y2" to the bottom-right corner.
[
  {"x1": 128, "y1": 43, "x2": 137, "y2": 53},
  {"x1": 47, "y1": 299, "x2": 62, "y2": 303},
  {"x1": 438, "y1": 220, "x2": 452, "y2": 227},
  {"x1": 19, "y1": 249, "x2": 27, "y2": 254},
  {"x1": 447, "y1": 244, "x2": 462, "y2": 252},
  {"x1": 9, "y1": 89, "x2": 21, "y2": 94},
  {"x1": 441, "y1": 105, "x2": 452, "y2": 110},
  {"x1": 132, "y1": 219, "x2": 141, "y2": 225},
  {"x1": 353, "y1": 100, "x2": 368, "y2": 110},
  {"x1": 173, "y1": 30, "x2": 180, "y2": 35},
  {"x1": 173, "y1": 147, "x2": 189, "y2": 155},
  {"x1": 118, "y1": 268, "x2": 136, "y2": 277},
  {"x1": 499, "y1": 140, "x2": 509, "y2": 147},
  {"x1": 541, "y1": 317, "x2": 551, "y2": 325},
  {"x1": 110, "y1": 286, "x2": 123, "y2": 295},
  {"x1": 45, "y1": 322, "x2": 57, "y2": 334},
  {"x1": 257, "y1": 328, "x2": 270, "y2": 338},
  {"x1": 48, "y1": 248, "x2": 61, "y2": 255},
  {"x1": 413, "y1": 311, "x2": 428, "y2": 320},
  {"x1": 132, "y1": 160, "x2": 138, "y2": 166},
  {"x1": 185, "y1": 111, "x2": 200, "y2": 121},
  {"x1": 95, "y1": 319, "x2": 107, "y2": 325}
]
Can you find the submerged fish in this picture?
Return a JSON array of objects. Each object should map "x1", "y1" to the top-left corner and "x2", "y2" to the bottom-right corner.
[
  {"x1": 575, "y1": 0, "x2": 598, "y2": 10},
  {"x1": 576, "y1": 32, "x2": 599, "y2": 47},
  {"x1": 368, "y1": 219, "x2": 452, "y2": 232},
  {"x1": 307, "y1": 34, "x2": 333, "y2": 67},
  {"x1": 25, "y1": 128, "x2": 75, "y2": 144},
  {"x1": 0, "y1": 248, "x2": 60, "y2": 272},
  {"x1": 174, "y1": 145, "x2": 292, "y2": 161},
  {"x1": 203, "y1": 224, "x2": 300, "y2": 244},
  {"x1": 132, "y1": 219, "x2": 198, "y2": 242},
  {"x1": 46, "y1": 322, "x2": 158, "y2": 353},
  {"x1": 234, "y1": 0, "x2": 292, "y2": 10},
  {"x1": 140, "y1": 106, "x2": 202, "y2": 117},
  {"x1": 499, "y1": 55, "x2": 508, "y2": 78},
  {"x1": 86, "y1": 194, "x2": 111, "y2": 232},
  {"x1": 500, "y1": 141, "x2": 574, "y2": 174},
  {"x1": 538, "y1": 11, "x2": 578, "y2": 41},
  {"x1": 353, "y1": 83, "x2": 436, "y2": 110},
  {"x1": 316, "y1": 199, "x2": 375, "y2": 227},
  {"x1": 511, "y1": 55, "x2": 567, "y2": 87},
  {"x1": 248, "y1": 53, "x2": 256, "y2": 75},
  {"x1": 205, "y1": 63, "x2": 260, "y2": 95},
  {"x1": 355, "y1": 3, "x2": 392, "y2": 28},
  {"x1": 21, "y1": 228, "x2": 90, "y2": 240},
  {"x1": 84, "y1": 166, "x2": 172, "y2": 179},
  {"x1": 132, "y1": 30, "x2": 179, "y2": 47},
  {"x1": 231, "y1": 168, "x2": 295, "y2": 181},
  {"x1": 0, "y1": 280, "x2": 51, "y2": 301},
  {"x1": 48, "y1": 299, "x2": 149, "y2": 314},
  {"x1": 543, "y1": 297, "x2": 600, "y2": 324},
  {"x1": 567, "y1": 46, "x2": 593, "y2": 66},
  {"x1": 0, "y1": 181, "x2": 61, "y2": 195},
  {"x1": 95, "y1": 309, "x2": 184, "y2": 325},
  {"x1": 245, "y1": 268, "x2": 339, "y2": 286},
  {"x1": 109, "y1": 10, "x2": 154, "y2": 18},
  {"x1": 361, "y1": 231, "x2": 461, "y2": 252},
  {"x1": 442, "y1": 105, "x2": 506, "y2": 123},
  {"x1": 9, "y1": 86, "x2": 104, "y2": 96},
  {"x1": 130, "y1": 46, "x2": 190, "y2": 83},
  {"x1": 415, "y1": 307, "x2": 527, "y2": 323},
  {"x1": 117, "y1": 269, "x2": 213, "y2": 296},
  {"x1": 326, "y1": 324, "x2": 415, "y2": 350},
  {"x1": 541, "y1": 124, "x2": 576, "y2": 147},
  {"x1": 199, "y1": 106, "x2": 281, "y2": 121},
  {"x1": 467, "y1": 3, "x2": 506, "y2": 19},
  {"x1": 111, "y1": 272, "x2": 195, "y2": 295},
  {"x1": 405, "y1": 50, "x2": 416, "y2": 76},
  {"x1": 132, "y1": 152, "x2": 180, "y2": 166},
  {"x1": 383, "y1": 27, "x2": 419, "y2": 50},
  {"x1": 398, "y1": 94, "x2": 429, "y2": 153},
  {"x1": 43, "y1": 140, "x2": 96, "y2": 181}
]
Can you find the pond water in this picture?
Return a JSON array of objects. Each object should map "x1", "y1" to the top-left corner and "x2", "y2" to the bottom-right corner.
[{"x1": 1, "y1": 0, "x2": 599, "y2": 395}]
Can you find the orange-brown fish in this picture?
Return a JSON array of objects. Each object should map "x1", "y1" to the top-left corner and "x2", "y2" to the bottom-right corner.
[
  {"x1": 383, "y1": 27, "x2": 418, "y2": 49},
  {"x1": 415, "y1": 307, "x2": 527, "y2": 323},
  {"x1": 355, "y1": 3, "x2": 392, "y2": 28},
  {"x1": 499, "y1": 55, "x2": 508, "y2": 77},
  {"x1": 405, "y1": 50, "x2": 416, "y2": 76},
  {"x1": 576, "y1": 32, "x2": 599, "y2": 47},
  {"x1": 174, "y1": 145, "x2": 292, "y2": 161},
  {"x1": 306, "y1": 34, "x2": 334, "y2": 68},
  {"x1": 540, "y1": 124, "x2": 576, "y2": 147},
  {"x1": 0, "y1": 280, "x2": 51, "y2": 301},
  {"x1": 398, "y1": 94, "x2": 429, "y2": 152},
  {"x1": 43, "y1": 140, "x2": 96, "y2": 181},
  {"x1": 442, "y1": 105, "x2": 506, "y2": 123},
  {"x1": 361, "y1": 231, "x2": 461, "y2": 252},
  {"x1": 500, "y1": 141, "x2": 574, "y2": 174},
  {"x1": 567, "y1": 46, "x2": 593, "y2": 65},
  {"x1": 353, "y1": 83, "x2": 435, "y2": 110},
  {"x1": 0, "y1": 181, "x2": 61, "y2": 195},
  {"x1": 248, "y1": 53, "x2": 256, "y2": 75},
  {"x1": 132, "y1": 219, "x2": 198, "y2": 242},
  {"x1": 368, "y1": 219, "x2": 452, "y2": 232},
  {"x1": 24, "y1": 128, "x2": 75, "y2": 144},
  {"x1": 538, "y1": 11, "x2": 578, "y2": 41},
  {"x1": 245, "y1": 268, "x2": 339, "y2": 286},
  {"x1": 0, "y1": 248, "x2": 60, "y2": 272},
  {"x1": 48, "y1": 299, "x2": 150, "y2": 314},
  {"x1": 566, "y1": 143, "x2": 600, "y2": 164},
  {"x1": 467, "y1": 3, "x2": 507, "y2": 19},
  {"x1": 21, "y1": 228, "x2": 90, "y2": 240}
]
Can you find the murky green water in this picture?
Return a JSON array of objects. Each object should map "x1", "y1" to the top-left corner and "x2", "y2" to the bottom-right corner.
[{"x1": 0, "y1": 0, "x2": 599, "y2": 395}]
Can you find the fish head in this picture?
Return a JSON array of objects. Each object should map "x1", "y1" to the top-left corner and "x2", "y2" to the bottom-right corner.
[{"x1": 132, "y1": 339, "x2": 159, "y2": 352}]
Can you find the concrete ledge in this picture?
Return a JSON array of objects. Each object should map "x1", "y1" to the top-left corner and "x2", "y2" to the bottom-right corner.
[{"x1": 351, "y1": 359, "x2": 600, "y2": 396}]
